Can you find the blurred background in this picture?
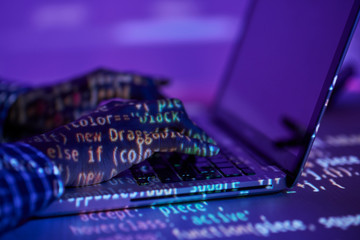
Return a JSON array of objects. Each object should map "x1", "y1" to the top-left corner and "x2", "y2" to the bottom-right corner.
[{"x1": 0, "y1": 0, "x2": 359, "y2": 105}]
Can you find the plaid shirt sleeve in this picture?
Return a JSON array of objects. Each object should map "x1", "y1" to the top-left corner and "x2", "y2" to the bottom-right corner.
[{"x1": 0, "y1": 142, "x2": 64, "y2": 234}]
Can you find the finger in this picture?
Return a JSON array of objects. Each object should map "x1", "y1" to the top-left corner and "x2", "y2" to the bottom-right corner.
[
  {"x1": 158, "y1": 125, "x2": 217, "y2": 145},
  {"x1": 93, "y1": 103, "x2": 217, "y2": 146},
  {"x1": 175, "y1": 117, "x2": 217, "y2": 145},
  {"x1": 118, "y1": 98, "x2": 185, "y2": 114},
  {"x1": 99, "y1": 98, "x2": 185, "y2": 116},
  {"x1": 95, "y1": 100, "x2": 216, "y2": 145},
  {"x1": 103, "y1": 105, "x2": 186, "y2": 128},
  {"x1": 143, "y1": 110, "x2": 216, "y2": 145},
  {"x1": 95, "y1": 100, "x2": 152, "y2": 121},
  {"x1": 98, "y1": 98, "x2": 137, "y2": 108},
  {"x1": 98, "y1": 99, "x2": 154, "y2": 116},
  {"x1": 123, "y1": 108, "x2": 217, "y2": 145},
  {"x1": 153, "y1": 99, "x2": 215, "y2": 143},
  {"x1": 150, "y1": 130, "x2": 220, "y2": 157},
  {"x1": 129, "y1": 98, "x2": 185, "y2": 114}
]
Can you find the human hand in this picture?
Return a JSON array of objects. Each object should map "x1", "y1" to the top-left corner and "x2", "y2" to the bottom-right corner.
[
  {"x1": 23, "y1": 98, "x2": 219, "y2": 187},
  {"x1": 5, "y1": 68, "x2": 168, "y2": 141}
]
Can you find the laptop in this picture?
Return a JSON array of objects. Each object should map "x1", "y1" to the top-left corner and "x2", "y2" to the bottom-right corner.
[{"x1": 38, "y1": 0, "x2": 360, "y2": 216}]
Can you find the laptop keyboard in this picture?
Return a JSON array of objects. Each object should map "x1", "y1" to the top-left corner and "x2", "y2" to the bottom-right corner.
[{"x1": 130, "y1": 149, "x2": 256, "y2": 186}]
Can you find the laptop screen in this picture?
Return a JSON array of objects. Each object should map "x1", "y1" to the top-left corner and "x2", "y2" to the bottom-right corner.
[{"x1": 215, "y1": 0, "x2": 360, "y2": 185}]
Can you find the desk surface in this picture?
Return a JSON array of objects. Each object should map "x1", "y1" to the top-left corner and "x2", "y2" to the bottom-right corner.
[{"x1": 2, "y1": 107, "x2": 360, "y2": 240}]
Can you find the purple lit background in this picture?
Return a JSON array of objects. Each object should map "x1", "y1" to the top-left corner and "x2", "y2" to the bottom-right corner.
[{"x1": 0, "y1": 0, "x2": 359, "y2": 104}]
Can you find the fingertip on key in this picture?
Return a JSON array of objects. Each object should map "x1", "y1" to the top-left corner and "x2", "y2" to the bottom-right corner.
[{"x1": 209, "y1": 144, "x2": 220, "y2": 157}]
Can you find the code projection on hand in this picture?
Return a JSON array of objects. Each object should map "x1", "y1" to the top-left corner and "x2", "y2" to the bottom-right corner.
[
  {"x1": 24, "y1": 98, "x2": 218, "y2": 187},
  {"x1": 3, "y1": 111, "x2": 360, "y2": 240}
]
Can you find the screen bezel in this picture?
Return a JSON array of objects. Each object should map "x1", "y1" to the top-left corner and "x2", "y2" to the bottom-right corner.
[{"x1": 212, "y1": 0, "x2": 360, "y2": 187}]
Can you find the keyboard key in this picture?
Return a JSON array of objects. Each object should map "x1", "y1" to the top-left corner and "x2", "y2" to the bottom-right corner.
[
  {"x1": 219, "y1": 167, "x2": 242, "y2": 177},
  {"x1": 209, "y1": 157, "x2": 228, "y2": 164},
  {"x1": 169, "y1": 153, "x2": 183, "y2": 163},
  {"x1": 241, "y1": 168, "x2": 256, "y2": 176},
  {"x1": 149, "y1": 155, "x2": 181, "y2": 183},
  {"x1": 130, "y1": 163, "x2": 158, "y2": 185},
  {"x1": 195, "y1": 157, "x2": 210, "y2": 164},
  {"x1": 232, "y1": 160, "x2": 249, "y2": 169},
  {"x1": 135, "y1": 178, "x2": 150, "y2": 185},
  {"x1": 175, "y1": 165, "x2": 202, "y2": 181},
  {"x1": 168, "y1": 154, "x2": 205, "y2": 181},
  {"x1": 203, "y1": 171, "x2": 222, "y2": 179},
  {"x1": 195, "y1": 163, "x2": 215, "y2": 174},
  {"x1": 147, "y1": 152, "x2": 229, "y2": 183},
  {"x1": 156, "y1": 169, "x2": 182, "y2": 183},
  {"x1": 214, "y1": 162, "x2": 234, "y2": 168}
]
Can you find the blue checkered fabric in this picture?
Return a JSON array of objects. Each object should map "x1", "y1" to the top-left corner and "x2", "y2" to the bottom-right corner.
[{"x1": 0, "y1": 142, "x2": 64, "y2": 234}]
